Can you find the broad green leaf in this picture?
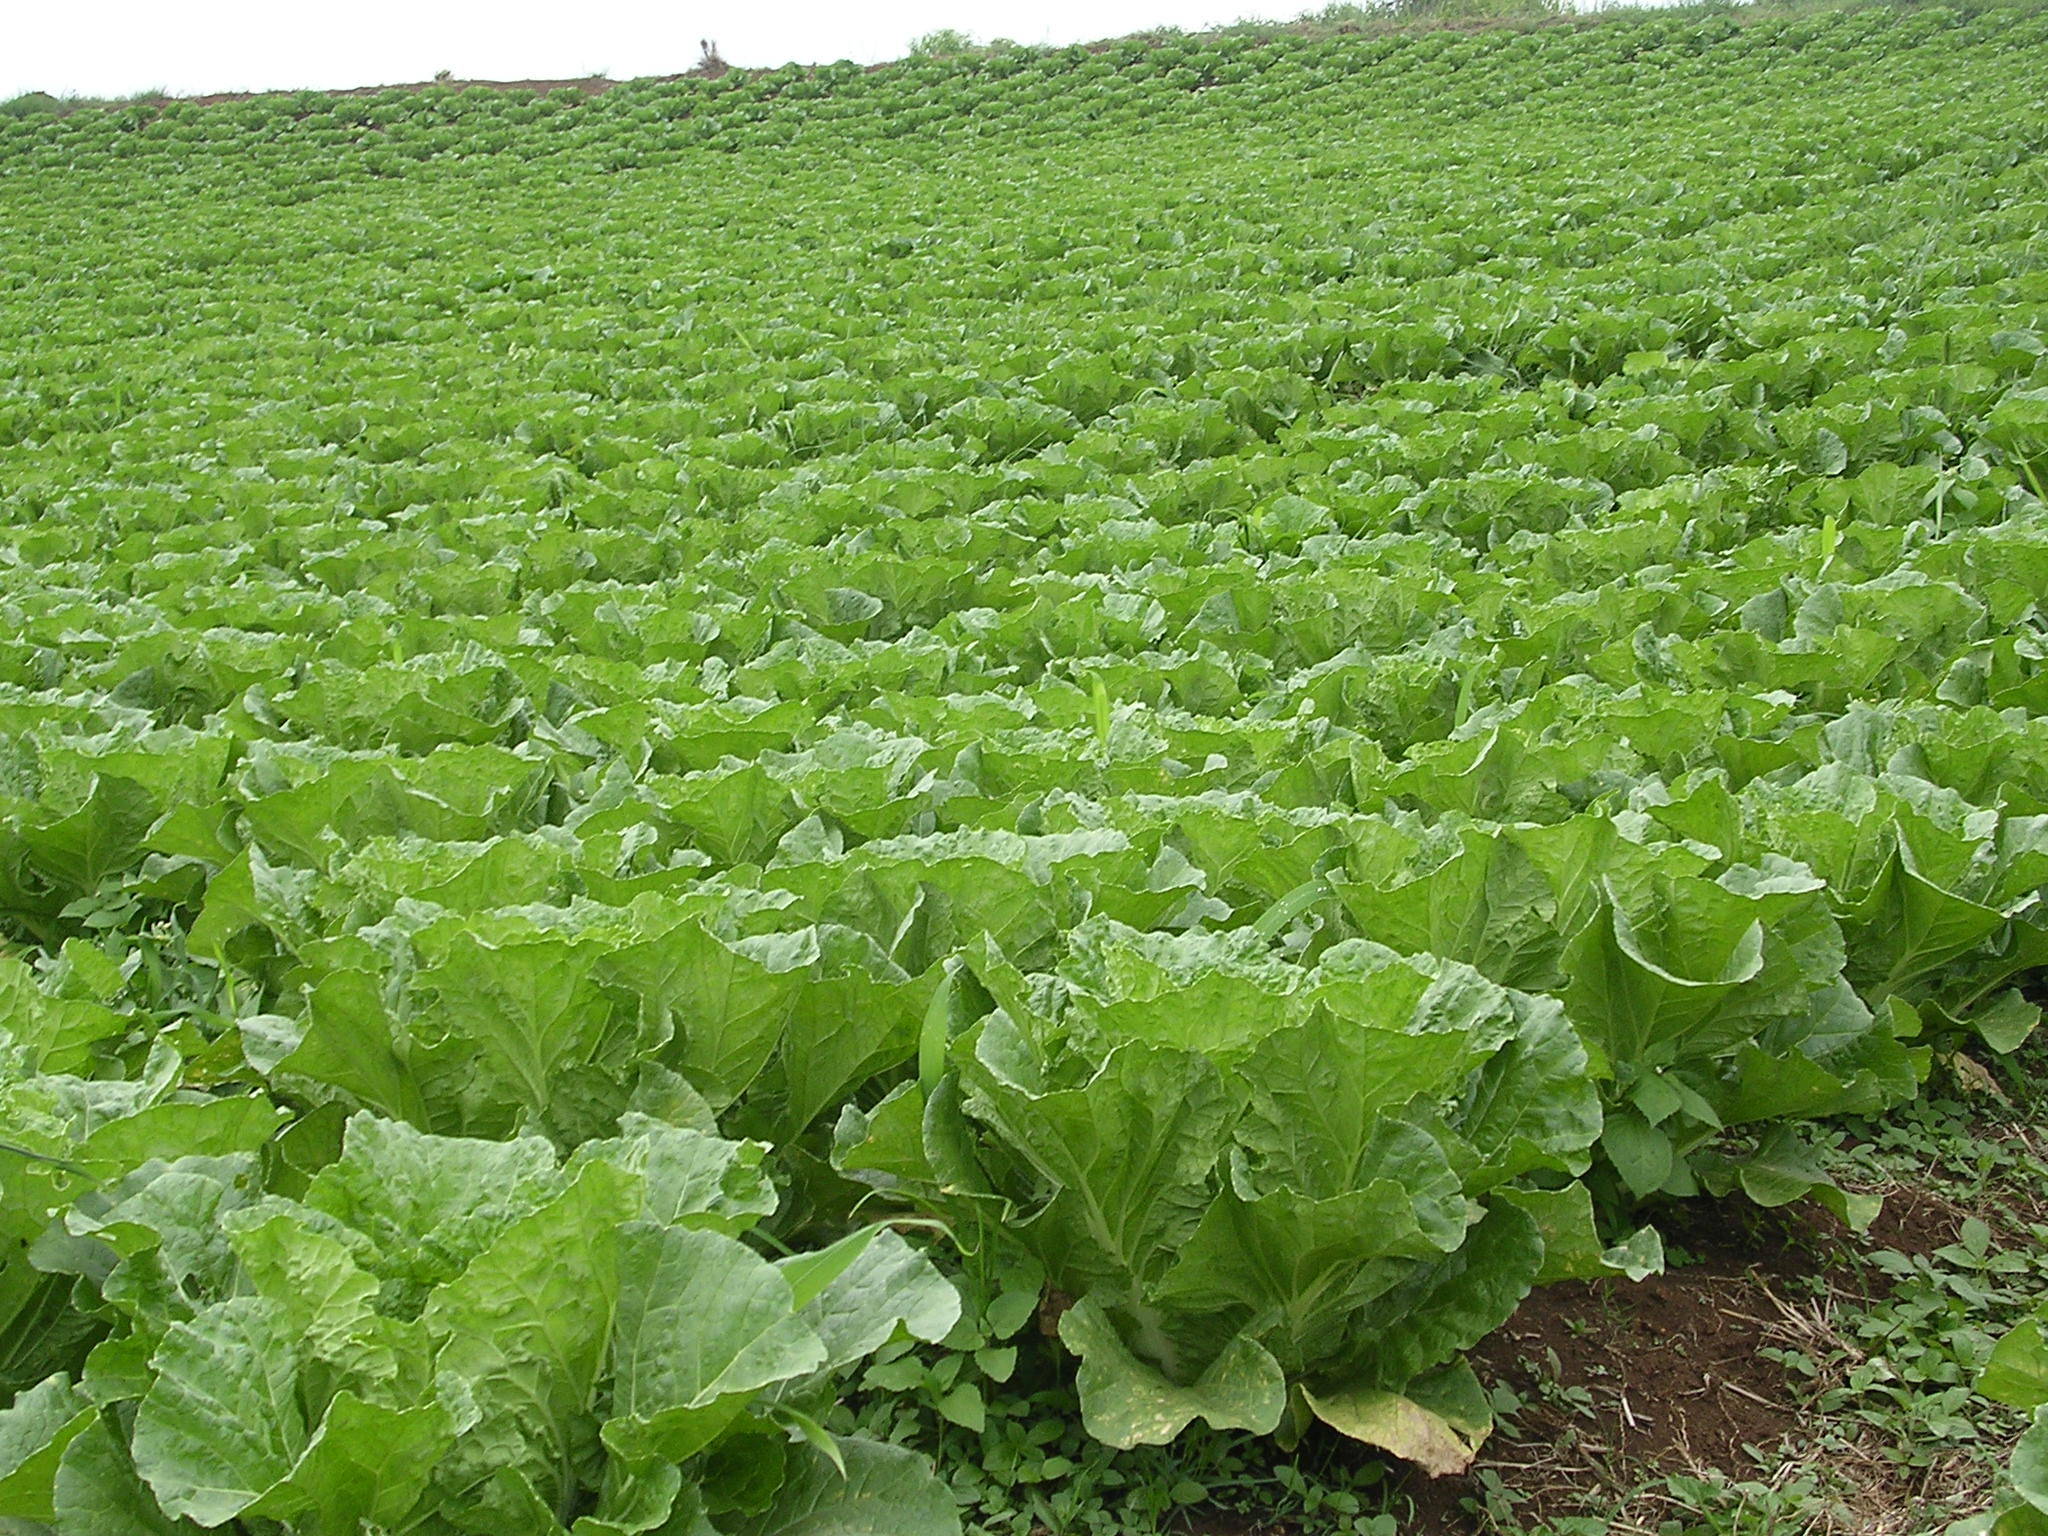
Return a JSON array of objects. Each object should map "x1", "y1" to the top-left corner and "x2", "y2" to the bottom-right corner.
[
  {"x1": 1155, "y1": 1133, "x2": 1465, "y2": 1333},
  {"x1": 653, "y1": 761, "x2": 798, "y2": 866},
  {"x1": 24, "y1": 775, "x2": 158, "y2": 895},
  {"x1": 780, "y1": 1228, "x2": 961, "y2": 1371},
  {"x1": 829, "y1": 1082, "x2": 935, "y2": 1189},
  {"x1": 606, "y1": 923, "x2": 816, "y2": 1108},
  {"x1": 957, "y1": 1026, "x2": 1230, "y2": 1291},
  {"x1": 1812, "y1": 1183, "x2": 1882, "y2": 1234},
  {"x1": 1563, "y1": 875, "x2": 1768, "y2": 1071},
  {"x1": 410, "y1": 928, "x2": 617, "y2": 1129},
  {"x1": 776, "y1": 927, "x2": 934, "y2": 1138},
  {"x1": 2016, "y1": 1407, "x2": 2048, "y2": 1518},
  {"x1": 131, "y1": 1297, "x2": 306, "y2": 1526},
  {"x1": 1329, "y1": 824, "x2": 1563, "y2": 990},
  {"x1": 275, "y1": 968, "x2": 423, "y2": 1123},
  {"x1": 246, "y1": 1391, "x2": 453, "y2": 1532},
  {"x1": 934, "y1": 1382, "x2": 985, "y2": 1431},
  {"x1": 605, "y1": 1224, "x2": 826, "y2": 1464},
  {"x1": 1494, "y1": 1184, "x2": 1660, "y2": 1284},
  {"x1": 1729, "y1": 1124, "x2": 1832, "y2": 1208},
  {"x1": 52, "y1": 1416, "x2": 195, "y2": 1536},
  {"x1": 424, "y1": 1161, "x2": 638, "y2": 1517},
  {"x1": 72, "y1": 1098, "x2": 289, "y2": 1183},
  {"x1": 568, "y1": 1461, "x2": 692, "y2": 1536},
  {"x1": 0, "y1": 957, "x2": 126, "y2": 1076},
  {"x1": 1974, "y1": 991, "x2": 2042, "y2": 1056},
  {"x1": 0, "y1": 1373, "x2": 94, "y2": 1520},
  {"x1": 733, "y1": 1439, "x2": 960, "y2": 1536},
  {"x1": 571, "y1": 1117, "x2": 777, "y2": 1233},
  {"x1": 1600, "y1": 1225, "x2": 1667, "y2": 1282},
  {"x1": 1991, "y1": 1504, "x2": 2048, "y2": 1536},
  {"x1": 1232, "y1": 1011, "x2": 1471, "y2": 1199},
  {"x1": 1451, "y1": 989, "x2": 1603, "y2": 1186},
  {"x1": 1057, "y1": 1295, "x2": 1286, "y2": 1447},
  {"x1": 1057, "y1": 921, "x2": 1306, "y2": 1058},
  {"x1": 1984, "y1": 1320, "x2": 2048, "y2": 1412},
  {"x1": 303, "y1": 1114, "x2": 564, "y2": 1317},
  {"x1": 223, "y1": 1206, "x2": 378, "y2": 1350},
  {"x1": 1345, "y1": 1201, "x2": 1544, "y2": 1389},
  {"x1": 1601, "y1": 1110, "x2": 1675, "y2": 1199}
]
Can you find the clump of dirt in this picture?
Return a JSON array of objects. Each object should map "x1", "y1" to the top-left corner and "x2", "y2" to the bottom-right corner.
[{"x1": 1471, "y1": 1269, "x2": 1800, "y2": 1484}]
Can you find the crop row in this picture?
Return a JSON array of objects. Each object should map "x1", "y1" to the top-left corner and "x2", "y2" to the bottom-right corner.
[{"x1": 2, "y1": 6, "x2": 2047, "y2": 1534}]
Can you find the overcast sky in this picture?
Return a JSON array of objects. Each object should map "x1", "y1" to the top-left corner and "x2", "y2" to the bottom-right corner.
[{"x1": 6, "y1": 0, "x2": 1344, "y2": 102}]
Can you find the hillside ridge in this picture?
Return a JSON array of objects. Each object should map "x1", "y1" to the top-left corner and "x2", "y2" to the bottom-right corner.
[{"x1": 5, "y1": 0, "x2": 2030, "y2": 119}]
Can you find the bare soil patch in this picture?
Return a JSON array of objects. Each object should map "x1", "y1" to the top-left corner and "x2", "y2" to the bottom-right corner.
[{"x1": 1393, "y1": 1191, "x2": 1967, "y2": 1534}]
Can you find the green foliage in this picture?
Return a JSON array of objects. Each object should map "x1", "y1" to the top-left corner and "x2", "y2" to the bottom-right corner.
[
  {"x1": 0, "y1": 1113, "x2": 959, "y2": 1532},
  {"x1": 0, "y1": 94, "x2": 62, "y2": 119},
  {"x1": 0, "y1": 5, "x2": 2046, "y2": 1530},
  {"x1": 836, "y1": 932, "x2": 1613, "y2": 1470},
  {"x1": 1814, "y1": 1216, "x2": 2048, "y2": 1461},
  {"x1": 1976, "y1": 1232, "x2": 2048, "y2": 1535},
  {"x1": 909, "y1": 30, "x2": 979, "y2": 58}
]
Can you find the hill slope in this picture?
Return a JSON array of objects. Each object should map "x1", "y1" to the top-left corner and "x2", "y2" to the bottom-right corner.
[{"x1": 1, "y1": 9, "x2": 2046, "y2": 1536}]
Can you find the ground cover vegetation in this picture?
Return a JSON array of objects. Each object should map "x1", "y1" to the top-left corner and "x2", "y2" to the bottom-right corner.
[{"x1": 0, "y1": 3, "x2": 2045, "y2": 1531}]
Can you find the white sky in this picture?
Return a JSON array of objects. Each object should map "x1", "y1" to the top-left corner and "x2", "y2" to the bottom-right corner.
[{"x1": 6, "y1": 0, "x2": 1325, "y2": 102}]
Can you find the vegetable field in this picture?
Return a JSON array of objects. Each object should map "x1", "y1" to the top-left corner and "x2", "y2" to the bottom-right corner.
[{"x1": 2, "y1": 6, "x2": 2047, "y2": 1533}]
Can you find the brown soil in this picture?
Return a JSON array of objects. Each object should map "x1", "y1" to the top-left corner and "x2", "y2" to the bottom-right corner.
[
  {"x1": 1391, "y1": 1191, "x2": 1967, "y2": 1535},
  {"x1": 1100, "y1": 1200, "x2": 1828, "y2": 1536},
  {"x1": 1850, "y1": 1184, "x2": 1974, "y2": 1259},
  {"x1": 1120, "y1": 1185, "x2": 1985, "y2": 1536}
]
